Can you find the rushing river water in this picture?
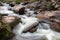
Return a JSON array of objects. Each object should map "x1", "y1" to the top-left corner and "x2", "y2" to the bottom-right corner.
[
  {"x1": 12, "y1": 22, "x2": 60, "y2": 40},
  {"x1": 0, "y1": 3, "x2": 60, "y2": 40}
]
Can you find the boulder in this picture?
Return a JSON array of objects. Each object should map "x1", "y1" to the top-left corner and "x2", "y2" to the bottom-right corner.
[
  {"x1": 12, "y1": 5, "x2": 25, "y2": 15},
  {"x1": 49, "y1": 11, "x2": 60, "y2": 32},
  {"x1": 2, "y1": 16, "x2": 20, "y2": 24}
]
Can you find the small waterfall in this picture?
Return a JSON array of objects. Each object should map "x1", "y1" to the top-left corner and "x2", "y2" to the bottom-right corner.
[
  {"x1": 12, "y1": 15, "x2": 52, "y2": 40},
  {"x1": 0, "y1": 2, "x2": 60, "y2": 40},
  {"x1": 12, "y1": 15, "x2": 60, "y2": 40},
  {"x1": 13, "y1": 16, "x2": 39, "y2": 34}
]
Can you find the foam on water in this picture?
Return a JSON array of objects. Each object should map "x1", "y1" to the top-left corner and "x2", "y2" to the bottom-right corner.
[
  {"x1": 12, "y1": 15, "x2": 60, "y2": 40},
  {"x1": 13, "y1": 16, "x2": 39, "y2": 34},
  {"x1": 0, "y1": 4, "x2": 60, "y2": 40}
]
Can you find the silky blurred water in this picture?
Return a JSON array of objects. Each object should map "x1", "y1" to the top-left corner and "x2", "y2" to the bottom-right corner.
[{"x1": 0, "y1": 3, "x2": 60, "y2": 40}]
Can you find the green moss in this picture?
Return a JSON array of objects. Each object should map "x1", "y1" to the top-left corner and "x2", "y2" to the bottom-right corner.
[
  {"x1": 0, "y1": 28, "x2": 11, "y2": 40},
  {"x1": 0, "y1": 14, "x2": 20, "y2": 40}
]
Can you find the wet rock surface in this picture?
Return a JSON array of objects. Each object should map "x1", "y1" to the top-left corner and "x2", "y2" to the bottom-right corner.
[{"x1": 0, "y1": 0, "x2": 60, "y2": 40}]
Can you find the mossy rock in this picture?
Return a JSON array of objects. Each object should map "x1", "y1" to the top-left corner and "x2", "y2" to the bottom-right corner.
[{"x1": 0, "y1": 15, "x2": 20, "y2": 40}]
